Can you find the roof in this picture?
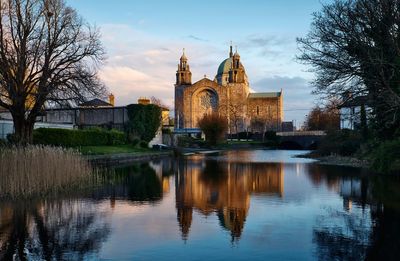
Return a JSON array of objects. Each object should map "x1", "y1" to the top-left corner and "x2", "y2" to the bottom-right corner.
[
  {"x1": 217, "y1": 58, "x2": 232, "y2": 75},
  {"x1": 248, "y1": 92, "x2": 281, "y2": 98},
  {"x1": 217, "y1": 57, "x2": 245, "y2": 76},
  {"x1": 338, "y1": 96, "x2": 370, "y2": 108},
  {"x1": 79, "y1": 98, "x2": 113, "y2": 107}
]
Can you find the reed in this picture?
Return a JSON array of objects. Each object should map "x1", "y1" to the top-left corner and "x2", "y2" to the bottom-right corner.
[{"x1": 0, "y1": 146, "x2": 97, "y2": 199}]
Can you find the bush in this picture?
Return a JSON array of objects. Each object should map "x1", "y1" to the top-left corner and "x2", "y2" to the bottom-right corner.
[
  {"x1": 131, "y1": 138, "x2": 140, "y2": 147},
  {"x1": 33, "y1": 128, "x2": 126, "y2": 147},
  {"x1": 6, "y1": 133, "x2": 18, "y2": 144},
  {"x1": 126, "y1": 104, "x2": 161, "y2": 142},
  {"x1": 237, "y1": 131, "x2": 252, "y2": 140},
  {"x1": 371, "y1": 139, "x2": 400, "y2": 174},
  {"x1": 317, "y1": 129, "x2": 362, "y2": 156},
  {"x1": 0, "y1": 138, "x2": 7, "y2": 147},
  {"x1": 198, "y1": 113, "x2": 228, "y2": 145},
  {"x1": 139, "y1": 140, "x2": 148, "y2": 148}
]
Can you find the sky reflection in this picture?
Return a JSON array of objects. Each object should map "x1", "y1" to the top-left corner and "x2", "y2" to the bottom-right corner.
[{"x1": 1, "y1": 150, "x2": 399, "y2": 260}]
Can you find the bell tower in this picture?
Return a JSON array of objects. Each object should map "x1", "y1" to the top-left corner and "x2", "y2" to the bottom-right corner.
[
  {"x1": 229, "y1": 47, "x2": 246, "y2": 83},
  {"x1": 176, "y1": 48, "x2": 192, "y2": 85}
]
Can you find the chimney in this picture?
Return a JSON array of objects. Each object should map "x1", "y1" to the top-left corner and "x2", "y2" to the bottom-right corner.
[
  {"x1": 109, "y1": 93, "x2": 115, "y2": 107},
  {"x1": 138, "y1": 97, "x2": 150, "y2": 105}
]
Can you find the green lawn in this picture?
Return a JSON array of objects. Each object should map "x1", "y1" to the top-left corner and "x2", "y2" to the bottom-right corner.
[{"x1": 79, "y1": 145, "x2": 154, "y2": 155}]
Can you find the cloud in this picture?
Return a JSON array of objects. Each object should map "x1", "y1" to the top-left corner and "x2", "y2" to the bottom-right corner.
[
  {"x1": 96, "y1": 24, "x2": 316, "y2": 127},
  {"x1": 253, "y1": 76, "x2": 318, "y2": 126},
  {"x1": 187, "y1": 35, "x2": 208, "y2": 42},
  {"x1": 239, "y1": 34, "x2": 295, "y2": 58},
  {"x1": 97, "y1": 24, "x2": 222, "y2": 109}
]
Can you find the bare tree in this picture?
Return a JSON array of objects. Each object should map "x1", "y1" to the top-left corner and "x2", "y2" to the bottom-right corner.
[
  {"x1": 150, "y1": 96, "x2": 169, "y2": 109},
  {"x1": 250, "y1": 118, "x2": 266, "y2": 141},
  {"x1": 0, "y1": 0, "x2": 106, "y2": 144},
  {"x1": 305, "y1": 101, "x2": 340, "y2": 131},
  {"x1": 297, "y1": 0, "x2": 400, "y2": 138},
  {"x1": 229, "y1": 104, "x2": 241, "y2": 138}
]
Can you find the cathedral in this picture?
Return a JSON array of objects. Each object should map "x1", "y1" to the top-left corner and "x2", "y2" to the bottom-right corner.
[{"x1": 174, "y1": 45, "x2": 283, "y2": 133}]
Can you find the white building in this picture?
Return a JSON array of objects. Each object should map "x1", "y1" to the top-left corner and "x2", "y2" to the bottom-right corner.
[{"x1": 339, "y1": 96, "x2": 370, "y2": 130}]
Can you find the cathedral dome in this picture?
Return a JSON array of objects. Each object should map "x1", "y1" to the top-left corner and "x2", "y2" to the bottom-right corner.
[
  {"x1": 217, "y1": 58, "x2": 232, "y2": 76},
  {"x1": 216, "y1": 57, "x2": 245, "y2": 76}
]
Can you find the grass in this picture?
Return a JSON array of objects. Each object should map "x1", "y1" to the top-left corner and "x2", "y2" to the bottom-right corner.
[
  {"x1": 0, "y1": 146, "x2": 97, "y2": 199},
  {"x1": 78, "y1": 144, "x2": 156, "y2": 155}
]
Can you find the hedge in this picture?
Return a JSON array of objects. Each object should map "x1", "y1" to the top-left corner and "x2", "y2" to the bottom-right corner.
[
  {"x1": 126, "y1": 104, "x2": 161, "y2": 142},
  {"x1": 33, "y1": 128, "x2": 126, "y2": 147},
  {"x1": 317, "y1": 129, "x2": 362, "y2": 156},
  {"x1": 371, "y1": 138, "x2": 400, "y2": 174}
]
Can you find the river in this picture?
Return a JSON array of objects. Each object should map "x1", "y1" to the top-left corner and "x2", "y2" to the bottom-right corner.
[{"x1": 1, "y1": 150, "x2": 399, "y2": 260}]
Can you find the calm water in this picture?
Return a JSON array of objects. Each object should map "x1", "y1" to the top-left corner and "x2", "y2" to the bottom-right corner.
[{"x1": 1, "y1": 150, "x2": 400, "y2": 260}]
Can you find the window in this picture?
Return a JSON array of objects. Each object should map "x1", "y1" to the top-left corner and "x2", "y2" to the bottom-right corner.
[{"x1": 257, "y1": 106, "x2": 259, "y2": 115}]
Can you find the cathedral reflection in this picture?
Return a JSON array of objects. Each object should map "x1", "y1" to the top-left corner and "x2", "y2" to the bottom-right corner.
[{"x1": 174, "y1": 156, "x2": 284, "y2": 242}]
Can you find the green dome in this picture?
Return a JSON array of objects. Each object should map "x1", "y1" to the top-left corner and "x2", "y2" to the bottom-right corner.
[
  {"x1": 217, "y1": 58, "x2": 233, "y2": 75},
  {"x1": 216, "y1": 57, "x2": 244, "y2": 76}
]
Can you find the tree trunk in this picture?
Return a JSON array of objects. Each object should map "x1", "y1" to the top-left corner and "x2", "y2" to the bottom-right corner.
[{"x1": 12, "y1": 114, "x2": 35, "y2": 145}]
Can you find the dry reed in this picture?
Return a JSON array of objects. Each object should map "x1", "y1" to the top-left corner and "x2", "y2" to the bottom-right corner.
[{"x1": 0, "y1": 146, "x2": 96, "y2": 199}]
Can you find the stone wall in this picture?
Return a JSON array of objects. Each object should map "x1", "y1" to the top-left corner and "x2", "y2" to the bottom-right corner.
[
  {"x1": 247, "y1": 97, "x2": 283, "y2": 132},
  {"x1": 175, "y1": 78, "x2": 283, "y2": 133},
  {"x1": 40, "y1": 107, "x2": 128, "y2": 130}
]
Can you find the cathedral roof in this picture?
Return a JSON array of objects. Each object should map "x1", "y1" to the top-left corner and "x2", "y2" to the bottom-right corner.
[
  {"x1": 248, "y1": 92, "x2": 281, "y2": 98},
  {"x1": 216, "y1": 58, "x2": 245, "y2": 76},
  {"x1": 217, "y1": 58, "x2": 232, "y2": 75}
]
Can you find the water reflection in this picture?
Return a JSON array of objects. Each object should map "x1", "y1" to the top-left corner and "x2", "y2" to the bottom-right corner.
[
  {"x1": 0, "y1": 200, "x2": 110, "y2": 260},
  {"x1": 175, "y1": 156, "x2": 284, "y2": 242},
  {"x1": 1, "y1": 150, "x2": 400, "y2": 260},
  {"x1": 94, "y1": 163, "x2": 164, "y2": 203}
]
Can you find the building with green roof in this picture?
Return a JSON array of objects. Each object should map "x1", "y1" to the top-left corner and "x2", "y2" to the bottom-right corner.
[{"x1": 175, "y1": 45, "x2": 283, "y2": 133}]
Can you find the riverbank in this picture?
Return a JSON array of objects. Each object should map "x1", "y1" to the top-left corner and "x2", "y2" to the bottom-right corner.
[
  {"x1": 299, "y1": 152, "x2": 370, "y2": 169},
  {"x1": 86, "y1": 150, "x2": 172, "y2": 166}
]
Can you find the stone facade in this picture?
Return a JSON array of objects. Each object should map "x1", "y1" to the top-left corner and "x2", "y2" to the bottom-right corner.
[{"x1": 175, "y1": 46, "x2": 283, "y2": 133}]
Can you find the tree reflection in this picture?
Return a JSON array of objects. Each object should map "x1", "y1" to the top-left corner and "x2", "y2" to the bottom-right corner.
[
  {"x1": 0, "y1": 200, "x2": 110, "y2": 260},
  {"x1": 310, "y1": 166, "x2": 400, "y2": 261},
  {"x1": 313, "y1": 210, "x2": 372, "y2": 261},
  {"x1": 365, "y1": 177, "x2": 400, "y2": 260},
  {"x1": 95, "y1": 163, "x2": 163, "y2": 203}
]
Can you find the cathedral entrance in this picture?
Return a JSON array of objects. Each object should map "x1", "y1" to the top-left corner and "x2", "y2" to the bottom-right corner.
[{"x1": 192, "y1": 89, "x2": 218, "y2": 127}]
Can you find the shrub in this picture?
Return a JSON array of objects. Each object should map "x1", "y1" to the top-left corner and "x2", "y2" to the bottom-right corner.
[
  {"x1": 33, "y1": 128, "x2": 126, "y2": 147},
  {"x1": 265, "y1": 131, "x2": 279, "y2": 142},
  {"x1": 371, "y1": 139, "x2": 400, "y2": 174},
  {"x1": 139, "y1": 140, "x2": 148, "y2": 148},
  {"x1": 6, "y1": 133, "x2": 18, "y2": 144},
  {"x1": 198, "y1": 113, "x2": 228, "y2": 146},
  {"x1": 131, "y1": 138, "x2": 140, "y2": 147},
  {"x1": 126, "y1": 104, "x2": 161, "y2": 142},
  {"x1": 317, "y1": 129, "x2": 362, "y2": 156},
  {"x1": 237, "y1": 131, "x2": 252, "y2": 140},
  {"x1": 0, "y1": 138, "x2": 7, "y2": 147}
]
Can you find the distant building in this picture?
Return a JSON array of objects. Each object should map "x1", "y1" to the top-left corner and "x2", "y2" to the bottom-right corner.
[
  {"x1": 175, "y1": 45, "x2": 283, "y2": 133},
  {"x1": 0, "y1": 96, "x2": 170, "y2": 140},
  {"x1": 281, "y1": 121, "x2": 294, "y2": 132},
  {"x1": 338, "y1": 96, "x2": 370, "y2": 130},
  {"x1": 79, "y1": 98, "x2": 113, "y2": 108}
]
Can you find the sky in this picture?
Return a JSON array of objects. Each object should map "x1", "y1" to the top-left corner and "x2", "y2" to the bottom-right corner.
[{"x1": 67, "y1": 0, "x2": 329, "y2": 128}]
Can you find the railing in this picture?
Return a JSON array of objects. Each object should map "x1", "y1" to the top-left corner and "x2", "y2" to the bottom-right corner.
[
  {"x1": 276, "y1": 131, "x2": 326, "y2": 136},
  {"x1": 174, "y1": 128, "x2": 202, "y2": 134}
]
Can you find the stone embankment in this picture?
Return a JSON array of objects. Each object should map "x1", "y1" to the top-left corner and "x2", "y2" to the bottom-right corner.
[
  {"x1": 301, "y1": 153, "x2": 370, "y2": 168},
  {"x1": 86, "y1": 151, "x2": 172, "y2": 167}
]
